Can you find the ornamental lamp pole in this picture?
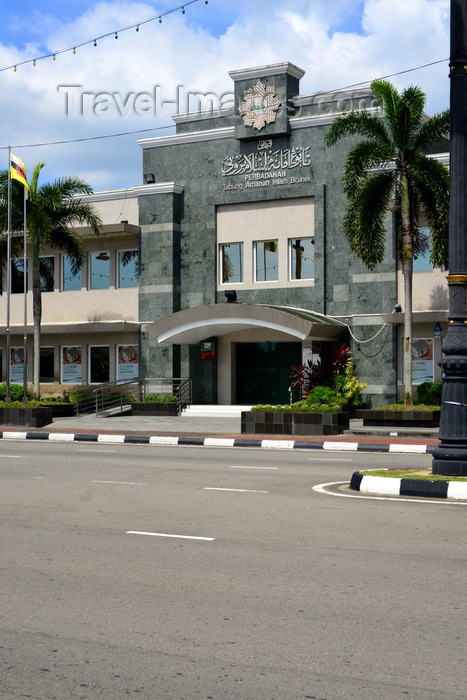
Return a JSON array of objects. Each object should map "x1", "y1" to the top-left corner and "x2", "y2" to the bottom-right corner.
[{"x1": 432, "y1": 0, "x2": 467, "y2": 476}]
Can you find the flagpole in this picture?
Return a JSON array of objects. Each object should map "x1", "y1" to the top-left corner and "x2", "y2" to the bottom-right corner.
[
  {"x1": 6, "y1": 147, "x2": 12, "y2": 404},
  {"x1": 23, "y1": 188, "x2": 28, "y2": 403}
]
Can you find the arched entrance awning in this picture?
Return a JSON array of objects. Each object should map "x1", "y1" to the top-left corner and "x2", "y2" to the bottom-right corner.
[{"x1": 146, "y1": 304, "x2": 346, "y2": 344}]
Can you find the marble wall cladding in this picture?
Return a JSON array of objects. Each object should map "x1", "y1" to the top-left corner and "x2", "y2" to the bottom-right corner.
[{"x1": 137, "y1": 68, "x2": 400, "y2": 402}]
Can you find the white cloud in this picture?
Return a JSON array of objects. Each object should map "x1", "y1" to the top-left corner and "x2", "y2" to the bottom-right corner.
[{"x1": 0, "y1": 0, "x2": 450, "y2": 191}]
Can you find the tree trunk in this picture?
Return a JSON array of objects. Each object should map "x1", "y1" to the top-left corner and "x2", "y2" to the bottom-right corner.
[
  {"x1": 32, "y1": 246, "x2": 41, "y2": 400},
  {"x1": 402, "y1": 258, "x2": 413, "y2": 405},
  {"x1": 400, "y1": 174, "x2": 413, "y2": 405}
]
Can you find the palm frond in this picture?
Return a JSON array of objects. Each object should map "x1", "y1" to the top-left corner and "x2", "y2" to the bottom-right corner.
[
  {"x1": 30, "y1": 163, "x2": 45, "y2": 197},
  {"x1": 48, "y1": 226, "x2": 86, "y2": 274},
  {"x1": 410, "y1": 110, "x2": 450, "y2": 153},
  {"x1": 51, "y1": 176, "x2": 94, "y2": 198},
  {"x1": 343, "y1": 170, "x2": 394, "y2": 269},
  {"x1": 394, "y1": 85, "x2": 425, "y2": 151},
  {"x1": 371, "y1": 81, "x2": 426, "y2": 152},
  {"x1": 342, "y1": 140, "x2": 395, "y2": 197},
  {"x1": 324, "y1": 110, "x2": 391, "y2": 148},
  {"x1": 370, "y1": 79, "x2": 401, "y2": 138},
  {"x1": 409, "y1": 156, "x2": 450, "y2": 267},
  {"x1": 29, "y1": 169, "x2": 103, "y2": 247},
  {"x1": 400, "y1": 85, "x2": 426, "y2": 124}
]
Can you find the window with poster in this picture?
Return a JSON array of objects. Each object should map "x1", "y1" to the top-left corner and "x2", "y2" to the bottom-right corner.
[
  {"x1": 61, "y1": 346, "x2": 82, "y2": 384},
  {"x1": 117, "y1": 345, "x2": 139, "y2": 379},
  {"x1": 412, "y1": 338, "x2": 434, "y2": 384}
]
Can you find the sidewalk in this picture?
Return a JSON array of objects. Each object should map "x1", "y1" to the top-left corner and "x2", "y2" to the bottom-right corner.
[{"x1": 0, "y1": 413, "x2": 439, "y2": 454}]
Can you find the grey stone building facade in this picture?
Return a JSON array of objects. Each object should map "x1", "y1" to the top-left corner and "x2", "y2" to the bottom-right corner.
[{"x1": 136, "y1": 62, "x2": 446, "y2": 406}]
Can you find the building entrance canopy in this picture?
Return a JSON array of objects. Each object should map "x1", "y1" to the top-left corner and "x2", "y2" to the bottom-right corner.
[{"x1": 146, "y1": 304, "x2": 345, "y2": 344}]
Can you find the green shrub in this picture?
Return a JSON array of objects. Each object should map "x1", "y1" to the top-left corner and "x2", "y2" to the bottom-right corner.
[
  {"x1": 0, "y1": 400, "x2": 42, "y2": 408},
  {"x1": 305, "y1": 386, "x2": 344, "y2": 406},
  {"x1": 120, "y1": 395, "x2": 136, "y2": 404},
  {"x1": 144, "y1": 394, "x2": 178, "y2": 403},
  {"x1": 374, "y1": 403, "x2": 440, "y2": 411},
  {"x1": 69, "y1": 390, "x2": 86, "y2": 404},
  {"x1": 0, "y1": 383, "x2": 32, "y2": 402},
  {"x1": 251, "y1": 403, "x2": 341, "y2": 413},
  {"x1": 416, "y1": 382, "x2": 442, "y2": 406},
  {"x1": 333, "y1": 364, "x2": 367, "y2": 405}
]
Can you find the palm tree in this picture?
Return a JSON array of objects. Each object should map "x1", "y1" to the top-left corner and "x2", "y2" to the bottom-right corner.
[
  {"x1": 27, "y1": 164, "x2": 102, "y2": 398},
  {"x1": 324, "y1": 79, "x2": 450, "y2": 405}
]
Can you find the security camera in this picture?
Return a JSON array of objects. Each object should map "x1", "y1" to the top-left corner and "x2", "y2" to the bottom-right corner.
[{"x1": 393, "y1": 304, "x2": 402, "y2": 313}]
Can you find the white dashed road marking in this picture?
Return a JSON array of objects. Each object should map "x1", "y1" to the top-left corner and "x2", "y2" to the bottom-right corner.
[
  {"x1": 203, "y1": 487, "x2": 269, "y2": 493},
  {"x1": 92, "y1": 480, "x2": 144, "y2": 485},
  {"x1": 126, "y1": 531, "x2": 215, "y2": 541},
  {"x1": 229, "y1": 465, "x2": 278, "y2": 470}
]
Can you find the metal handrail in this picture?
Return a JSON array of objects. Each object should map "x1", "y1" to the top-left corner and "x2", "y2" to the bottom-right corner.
[
  {"x1": 74, "y1": 380, "x2": 141, "y2": 416},
  {"x1": 141, "y1": 378, "x2": 192, "y2": 415},
  {"x1": 74, "y1": 378, "x2": 192, "y2": 417},
  {"x1": 94, "y1": 380, "x2": 141, "y2": 416}
]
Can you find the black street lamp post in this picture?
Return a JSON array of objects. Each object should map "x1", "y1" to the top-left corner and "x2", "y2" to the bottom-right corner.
[{"x1": 432, "y1": 0, "x2": 467, "y2": 475}]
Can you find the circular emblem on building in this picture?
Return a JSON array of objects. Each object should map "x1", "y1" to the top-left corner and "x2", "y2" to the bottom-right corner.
[{"x1": 240, "y1": 81, "x2": 281, "y2": 130}]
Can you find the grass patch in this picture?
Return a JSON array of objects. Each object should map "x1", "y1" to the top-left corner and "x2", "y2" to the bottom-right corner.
[
  {"x1": 371, "y1": 403, "x2": 440, "y2": 411},
  {"x1": 251, "y1": 403, "x2": 341, "y2": 413},
  {"x1": 373, "y1": 404, "x2": 440, "y2": 411},
  {"x1": 0, "y1": 400, "x2": 43, "y2": 408},
  {"x1": 360, "y1": 469, "x2": 467, "y2": 482},
  {"x1": 143, "y1": 394, "x2": 178, "y2": 403}
]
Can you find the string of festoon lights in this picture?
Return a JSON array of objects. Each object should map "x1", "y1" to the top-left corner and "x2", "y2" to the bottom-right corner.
[{"x1": 2, "y1": 0, "x2": 209, "y2": 73}]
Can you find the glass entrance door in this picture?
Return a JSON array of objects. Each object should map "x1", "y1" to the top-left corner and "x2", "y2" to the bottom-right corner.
[{"x1": 235, "y1": 341, "x2": 302, "y2": 405}]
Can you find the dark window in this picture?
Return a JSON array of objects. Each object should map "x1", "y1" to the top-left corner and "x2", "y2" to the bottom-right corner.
[
  {"x1": 118, "y1": 250, "x2": 138, "y2": 288},
  {"x1": 289, "y1": 238, "x2": 314, "y2": 280},
  {"x1": 90, "y1": 253, "x2": 110, "y2": 290},
  {"x1": 11, "y1": 258, "x2": 26, "y2": 294},
  {"x1": 40, "y1": 347, "x2": 54, "y2": 383},
  {"x1": 89, "y1": 346, "x2": 109, "y2": 383},
  {"x1": 221, "y1": 243, "x2": 243, "y2": 283},
  {"x1": 63, "y1": 255, "x2": 82, "y2": 291},
  {"x1": 254, "y1": 240, "x2": 278, "y2": 282},
  {"x1": 413, "y1": 228, "x2": 434, "y2": 273}
]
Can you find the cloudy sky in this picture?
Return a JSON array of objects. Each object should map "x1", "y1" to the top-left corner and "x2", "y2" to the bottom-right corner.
[{"x1": 0, "y1": 0, "x2": 450, "y2": 191}]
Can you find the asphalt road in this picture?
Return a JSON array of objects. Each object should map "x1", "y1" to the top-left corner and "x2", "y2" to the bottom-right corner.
[{"x1": 1, "y1": 442, "x2": 466, "y2": 700}]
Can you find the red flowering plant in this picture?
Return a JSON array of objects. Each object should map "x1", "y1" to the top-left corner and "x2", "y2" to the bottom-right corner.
[{"x1": 289, "y1": 344, "x2": 366, "y2": 406}]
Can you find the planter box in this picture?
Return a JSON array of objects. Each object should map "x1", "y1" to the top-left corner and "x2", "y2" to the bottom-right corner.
[
  {"x1": 241, "y1": 411, "x2": 349, "y2": 436},
  {"x1": 132, "y1": 402, "x2": 179, "y2": 417},
  {"x1": 40, "y1": 403, "x2": 76, "y2": 418},
  {"x1": 356, "y1": 409, "x2": 440, "y2": 428},
  {"x1": 341, "y1": 403, "x2": 366, "y2": 419},
  {"x1": 0, "y1": 406, "x2": 53, "y2": 428}
]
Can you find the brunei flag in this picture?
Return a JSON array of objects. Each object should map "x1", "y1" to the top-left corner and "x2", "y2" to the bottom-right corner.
[{"x1": 10, "y1": 152, "x2": 29, "y2": 191}]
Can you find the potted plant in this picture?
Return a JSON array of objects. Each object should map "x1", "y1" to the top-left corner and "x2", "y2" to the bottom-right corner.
[
  {"x1": 132, "y1": 394, "x2": 180, "y2": 416},
  {"x1": 357, "y1": 381, "x2": 441, "y2": 428},
  {"x1": 241, "y1": 401, "x2": 349, "y2": 436},
  {"x1": 39, "y1": 393, "x2": 77, "y2": 417},
  {"x1": 0, "y1": 384, "x2": 54, "y2": 427},
  {"x1": 289, "y1": 344, "x2": 367, "y2": 417}
]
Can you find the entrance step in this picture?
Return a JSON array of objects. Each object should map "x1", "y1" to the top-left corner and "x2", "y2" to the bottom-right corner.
[{"x1": 181, "y1": 405, "x2": 253, "y2": 418}]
